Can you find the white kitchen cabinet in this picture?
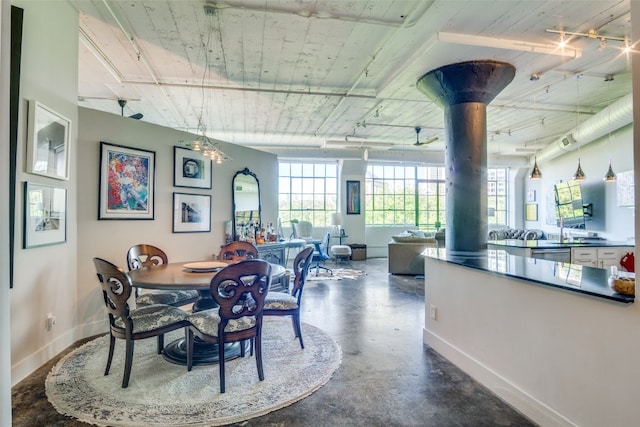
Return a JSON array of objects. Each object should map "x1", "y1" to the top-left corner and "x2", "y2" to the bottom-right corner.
[
  {"x1": 570, "y1": 247, "x2": 633, "y2": 269},
  {"x1": 571, "y1": 248, "x2": 597, "y2": 267},
  {"x1": 596, "y1": 248, "x2": 620, "y2": 269}
]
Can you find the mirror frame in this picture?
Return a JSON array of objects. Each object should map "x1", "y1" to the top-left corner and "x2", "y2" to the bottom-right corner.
[{"x1": 232, "y1": 167, "x2": 261, "y2": 241}]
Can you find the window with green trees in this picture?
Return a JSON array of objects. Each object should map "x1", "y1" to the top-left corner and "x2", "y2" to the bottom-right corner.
[
  {"x1": 366, "y1": 165, "x2": 509, "y2": 229},
  {"x1": 278, "y1": 162, "x2": 337, "y2": 227}
]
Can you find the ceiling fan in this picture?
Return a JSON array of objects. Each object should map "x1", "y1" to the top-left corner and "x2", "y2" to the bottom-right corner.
[
  {"x1": 118, "y1": 99, "x2": 143, "y2": 120},
  {"x1": 414, "y1": 126, "x2": 438, "y2": 146}
]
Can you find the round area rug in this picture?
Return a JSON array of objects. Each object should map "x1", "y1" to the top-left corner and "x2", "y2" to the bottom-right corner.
[{"x1": 46, "y1": 318, "x2": 341, "y2": 426}]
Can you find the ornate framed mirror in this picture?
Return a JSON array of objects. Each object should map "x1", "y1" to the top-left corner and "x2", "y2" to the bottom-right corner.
[{"x1": 232, "y1": 167, "x2": 261, "y2": 241}]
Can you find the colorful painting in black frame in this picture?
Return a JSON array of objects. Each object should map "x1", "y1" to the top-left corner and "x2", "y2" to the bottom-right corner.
[
  {"x1": 98, "y1": 141, "x2": 155, "y2": 220},
  {"x1": 346, "y1": 180, "x2": 361, "y2": 215}
]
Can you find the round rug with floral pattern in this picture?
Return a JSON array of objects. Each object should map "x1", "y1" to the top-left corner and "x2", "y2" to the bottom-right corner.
[{"x1": 46, "y1": 318, "x2": 341, "y2": 426}]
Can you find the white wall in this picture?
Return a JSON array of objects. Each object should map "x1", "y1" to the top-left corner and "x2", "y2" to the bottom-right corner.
[
  {"x1": 523, "y1": 125, "x2": 635, "y2": 242},
  {"x1": 424, "y1": 257, "x2": 640, "y2": 427},
  {"x1": 76, "y1": 107, "x2": 278, "y2": 338},
  {"x1": 10, "y1": 0, "x2": 79, "y2": 386}
]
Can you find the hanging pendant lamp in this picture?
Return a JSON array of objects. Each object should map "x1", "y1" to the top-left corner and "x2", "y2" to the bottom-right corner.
[
  {"x1": 603, "y1": 160, "x2": 616, "y2": 182},
  {"x1": 530, "y1": 156, "x2": 542, "y2": 180},
  {"x1": 573, "y1": 158, "x2": 586, "y2": 181},
  {"x1": 603, "y1": 105, "x2": 616, "y2": 183}
]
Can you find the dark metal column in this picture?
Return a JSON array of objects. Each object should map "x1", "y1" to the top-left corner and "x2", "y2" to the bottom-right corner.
[{"x1": 417, "y1": 60, "x2": 515, "y2": 258}]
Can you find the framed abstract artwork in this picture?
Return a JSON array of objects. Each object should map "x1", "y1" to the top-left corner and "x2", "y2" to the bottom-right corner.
[
  {"x1": 98, "y1": 141, "x2": 155, "y2": 220},
  {"x1": 173, "y1": 146, "x2": 212, "y2": 189},
  {"x1": 26, "y1": 100, "x2": 71, "y2": 180},
  {"x1": 23, "y1": 182, "x2": 67, "y2": 248},
  {"x1": 346, "y1": 180, "x2": 361, "y2": 215},
  {"x1": 173, "y1": 192, "x2": 211, "y2": 233}
]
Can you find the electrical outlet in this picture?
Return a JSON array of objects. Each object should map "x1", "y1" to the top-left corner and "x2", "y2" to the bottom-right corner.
[
  {"x1": 429, "y1": 304, "x2": 437, "y2": 320},
  {"x1": 46, "y1": 313, "x2": 56, "y2": 330}
]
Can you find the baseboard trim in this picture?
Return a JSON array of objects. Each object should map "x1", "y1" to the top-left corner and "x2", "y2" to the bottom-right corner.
[
  {"x1": 11, "y1": 328, "x2": 75, "y2": 387},
  {"x1": 12, "y1": 319, "x2": 107, "y2": 387},
  {"x1": 423, "y1": 328, "x2": 577, "y2": 427}
]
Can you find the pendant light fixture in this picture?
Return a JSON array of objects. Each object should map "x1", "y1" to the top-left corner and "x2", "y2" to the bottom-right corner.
[
  {"x1": 180, "y1": 6, "x2": 230, "y2": 164},
  {"x1": 529, "y1": 94, "x2": 542, "y2": 180},
  {"x1": 573, "y1": 158, "x2": 586, "y2": 181},
  {"x1": 572, "y1": 76, "x2": 585, "y2": 181},
  {"x1": 530, "y1": 156, "x2": 542, "y2": 179},
  {"x1": 603, "y1": 101, "x2": 616, "y2": 182},
  {"x1": 603, "y1": 161, "x2": 616, "y2": 182}
]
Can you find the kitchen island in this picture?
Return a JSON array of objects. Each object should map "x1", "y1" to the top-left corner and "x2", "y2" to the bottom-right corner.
[
  {"x1": 488, "y1": 239, "x2": 633, "y2": 266},
  {"x1": 423, "y1": 249, "x2": 638, "y2": 427}
]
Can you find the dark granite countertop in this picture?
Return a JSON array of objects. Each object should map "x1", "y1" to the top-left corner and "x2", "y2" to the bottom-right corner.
[
  {"x1": 488, "y1": 239, "x2": 634, "y2": 249},
  {"x1": 423, "y1": 248, "x2": 634, "y2": 304}
]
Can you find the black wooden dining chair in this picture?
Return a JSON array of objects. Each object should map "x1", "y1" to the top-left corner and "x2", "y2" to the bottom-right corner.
[
  {"x1": 92, "y1": 257, "x2": 190, "y2": 388},
  {"x1": 186, "y1": 259, "x2": 271, "y2": 393},
  {"x1": 264, "y1": 245, "x2": 314, "y2": 348},
  {"x1": 218, "y1": 241, "x2": 259, "y2": 262},
  {"x1": 127, "y1": 244, "x2": 199, "y2": 307}
]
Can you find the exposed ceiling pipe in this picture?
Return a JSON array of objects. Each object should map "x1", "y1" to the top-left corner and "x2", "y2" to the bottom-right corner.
[
  {"x1": 312, "y1": 1, "x2": 435, "y2": 137},
  {"x1": 534, "y1": 92, "x2": 632, "y2": 163}
]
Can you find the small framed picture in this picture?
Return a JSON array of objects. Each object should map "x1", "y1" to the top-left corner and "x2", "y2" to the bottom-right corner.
[
  {"x1": 173, "y1": 192, "x2": 211, "y2": 233},
  {"x1": 173, "y1": 146, "x2": 212, "y2": 189},
  {"x1": 26, "y1": 100, "x2": 71, "y2": 180},
  {"x1": 23, "y1": 182, "x2": 67, "y2": 248},
  {"x1": 99, "y1": 141, "x2": 155, "y2": 220},
  {"x1": 346, "y1": 180, "x2": 361, "y2": 215},
  {"x1": 526, "y1": 190, "x2": 536, "y2": 202},
  {"x1": 525, "y1": 203, "x2": 538, "y2": 221}
]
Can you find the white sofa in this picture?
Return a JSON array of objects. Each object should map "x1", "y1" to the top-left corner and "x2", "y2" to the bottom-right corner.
[{"x1": 388, "y1": 231, "x2": 439, "y2": 275}]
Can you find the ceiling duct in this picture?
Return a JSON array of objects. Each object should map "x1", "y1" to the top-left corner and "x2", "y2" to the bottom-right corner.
[
  {"x1": 535, "y1": 93, "x2": 632, "y2": 163},
  {"x1": 324, "y1": 139, "x2": 395, "y2": 149}
]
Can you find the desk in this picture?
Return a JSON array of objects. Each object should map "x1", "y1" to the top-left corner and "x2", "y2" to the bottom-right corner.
[
  {"x1": 129, "y1": 261, "x2": 287, "y2": 365},
  {"x1": 331, "y1": 234, "x2": 349, "y2": 245},
  {"x1": 282, "y1": 238, "x2": 307, "y2": 266}
]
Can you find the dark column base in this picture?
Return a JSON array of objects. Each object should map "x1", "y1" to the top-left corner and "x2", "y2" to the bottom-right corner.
[{"x1": 163, "y1": 337, "x2": 249, "y2": 366}]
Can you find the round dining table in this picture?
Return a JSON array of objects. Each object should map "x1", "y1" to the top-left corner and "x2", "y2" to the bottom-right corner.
[{"x1": 128, "y1": 260, "x2": 287, "y2": 366}]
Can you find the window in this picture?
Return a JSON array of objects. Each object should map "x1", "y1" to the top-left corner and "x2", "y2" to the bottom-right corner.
[
  {"x1": 365, "y1": 165, "x2": 445, "y2": 231},
  {"x1": 278, "y1": 162, "x2": 337, "y2": 226},
  {"x1": 366, "y1": 165, "x2": 509, "y2": 229},
  {"x1": 487, "y1": 168, "x2": 509, "y2": 225}
]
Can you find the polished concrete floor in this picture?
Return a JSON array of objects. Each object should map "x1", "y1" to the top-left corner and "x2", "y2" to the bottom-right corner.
[{"x1": 12, "y1": 257, "x2": 538, "y2": 426}]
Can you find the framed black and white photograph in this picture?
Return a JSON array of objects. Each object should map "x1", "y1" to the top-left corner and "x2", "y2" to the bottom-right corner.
[
  {"x1": 99, "y1": 141, "x2": 155, "y2": 220},
  {"x1": 173, "y1": 146, "x2": 212, "y2": 189},
  {"x1": 526, "y1": 189, "x2": 536, "y2": 202},
  {"x1": 26, "y1": 100, "x2": 71, "y2": 180},
  {"x1": 23, "y1": 182, "x2": 67, "y2": 248},
  {"x1": 173, "y1": 192, "x2": 211, "y2": 233}
]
